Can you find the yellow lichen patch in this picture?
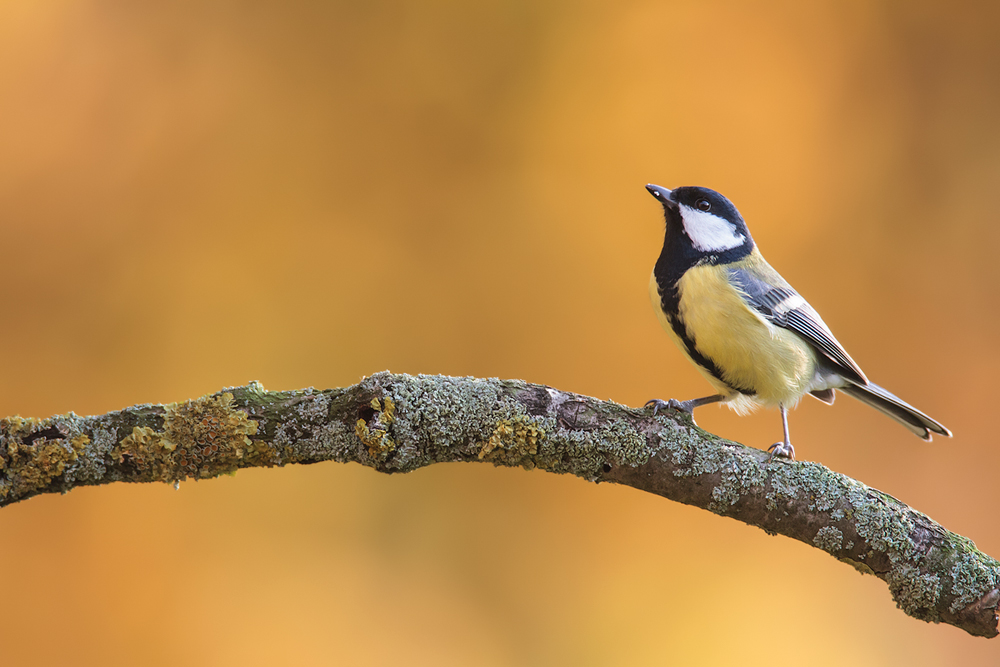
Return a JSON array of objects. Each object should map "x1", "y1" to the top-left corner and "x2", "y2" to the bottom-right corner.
[
  {"x1": 114, "y1": 426, "x2": 176, "y2": 481},
  {"x1": 380, "y1": 397, "x2": 395, "y2": 424},
  {"x1": 71, "y1": 434, "x2": 90, "y2": 452},
  {"x1": 2, "y1": 416, "x2": 39, "y2": 463},
  {"x1": 1, "y1": 437, "x2": 81, "y2": 500},
  {"x1": 1, "y1": 416, "x2": 38, "y2": 439},
  {"x1": 111, "y1": 391, "x2": 261, "y2": 483},
  {"x1": 355, "y1": 397, "x2": 396, "y2": 458},
  {"x1": 164, "y1": 392, "x2": 260, "y2": 480},
  {"x1": 241, "y1": 436, "x2": 282, "y2": 469},
  {"x1": 478, "y1": 416, "x2": 544, "y2": 469}
]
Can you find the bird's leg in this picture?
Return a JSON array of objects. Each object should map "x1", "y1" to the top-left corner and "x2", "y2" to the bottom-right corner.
[
  {"x1": 645, "y1": 394, "x2": 725, "y2": 425},
  {"x1": 767, "y1": 404, "x2": 796, "y2": 460}
]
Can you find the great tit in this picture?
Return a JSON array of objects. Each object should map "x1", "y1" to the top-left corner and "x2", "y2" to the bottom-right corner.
[{"x1": 645, "y1": 184, "x2": 951, "y2": 459}]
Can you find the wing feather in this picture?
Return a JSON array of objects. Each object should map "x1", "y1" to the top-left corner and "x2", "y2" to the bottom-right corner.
[{"x1": 727, "y1": 266, "x2": 868, "y2": 385}]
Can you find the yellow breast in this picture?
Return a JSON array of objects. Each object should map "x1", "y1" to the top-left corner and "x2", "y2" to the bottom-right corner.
[{"x1": 650, "y1": 262, "x2": 818, "y2": 412}]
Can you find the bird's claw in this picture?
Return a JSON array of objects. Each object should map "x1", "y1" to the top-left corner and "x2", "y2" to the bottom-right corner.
[
  {"x1": 644, "y1": 398, "x2": 693, "y2": 415},
  {"x1": 767, "y1": 441, "x2": 796, "y2": 461},
  {"x1": 645, "y1": 398, "x2": 699, "y2": 425},
  {"x1": 645, "y1": 399, "x2": 668, "y2": 416}
]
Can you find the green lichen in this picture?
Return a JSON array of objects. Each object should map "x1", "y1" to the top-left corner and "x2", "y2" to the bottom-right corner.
[
  {"x1": 258, "y1": 388, "x2": 337, "y2": 463},
  {"x1": 533, "y1": 414, "x2": 647, "y2": 478},
  {"x1": 290, "y1": 419, "x2": 354, "y2": 463},
  {"x1": 787, "y1": 461, "x2": 846, "y2": 513},
  {"x1": 814, "y1": 526, "x2": 844, "y2": 553},
  {"x1": 765, "y1": 467, "x2": 800, "y2": 514},
  {"x1": 596, "y1": 419, "x2": 650, "y2": 467},
  {"x1": 372, "y1": 374, "x2": 655, "y2": 480},
  {"x1": 849, "y1": 490, "x2": 916, "y2": 563},
  {"x1": 294, "y1": 390, "x2": 332, "y2": 422},
  {"x1": 661, "y1": 425, "x2": 729, "y2": 478},
  {"x1": 708, "y1": 453, "x2": 768, "y2": 513},
  {"x1": 949, "y1": 552, "x2": 1000, "y2": 614},
  {"x1": 888, "y1": 565, "x2": 942, "y2": 621},
  {"x1": 386, "y1": 374, "x2": 518, "y2": 469}
]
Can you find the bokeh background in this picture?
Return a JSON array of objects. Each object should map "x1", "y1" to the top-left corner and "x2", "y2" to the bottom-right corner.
[{"x1": 0, "y1": 1, "x2": 997, "y2": 664}]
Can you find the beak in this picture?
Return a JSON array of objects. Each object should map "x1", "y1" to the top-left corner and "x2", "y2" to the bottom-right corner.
[{"x1": 645, "y1": 184, "x2": 676, "y2": 208}]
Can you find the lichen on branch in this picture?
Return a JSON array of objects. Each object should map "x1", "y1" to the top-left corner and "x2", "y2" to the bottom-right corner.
[{"x1": 0, "y1": 372, "x2": 996, "y2": 638}]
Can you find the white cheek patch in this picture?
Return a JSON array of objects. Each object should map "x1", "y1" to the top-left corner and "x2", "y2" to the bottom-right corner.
[{"x1": 678, "y1": 204, "x2": 746, "y2": 252}]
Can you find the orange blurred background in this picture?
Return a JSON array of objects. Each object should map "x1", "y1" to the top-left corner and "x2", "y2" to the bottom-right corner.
[{"x1": 0, "y1": 1, "x2": 997, "y2": 664}]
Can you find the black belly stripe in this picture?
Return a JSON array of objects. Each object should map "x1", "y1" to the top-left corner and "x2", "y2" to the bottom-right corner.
[{"x1": 658, "y1": 282, "x2": 757, "y2": 396}]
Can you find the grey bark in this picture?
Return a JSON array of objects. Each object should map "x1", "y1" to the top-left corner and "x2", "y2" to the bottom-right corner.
[{"x1": 0, "y1": 372, "x2": 996, "y2": 638}]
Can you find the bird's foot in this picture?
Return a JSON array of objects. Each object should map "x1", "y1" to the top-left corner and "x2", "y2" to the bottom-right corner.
[
  {"x1": 645, "y1": 398, "x2": 698, "y2": 424},
  {"x1": 645, "y1": 398, "x2": 687, "y2": 415},
  {"x1": 767, "y1": 441, "x2": 796, "y2": 461}
]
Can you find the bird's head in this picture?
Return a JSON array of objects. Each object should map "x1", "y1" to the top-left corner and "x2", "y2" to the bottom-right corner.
[{"x1": 646, "y1": 184, "x2": 753, "y2": 255}]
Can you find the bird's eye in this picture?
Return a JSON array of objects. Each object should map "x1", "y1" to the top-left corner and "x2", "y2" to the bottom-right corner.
[{"x1": 696, "y1": 199, "x2": 711, "y2": 212}]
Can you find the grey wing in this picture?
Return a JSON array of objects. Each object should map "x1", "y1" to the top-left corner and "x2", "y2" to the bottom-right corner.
[{"x1": 727, "y1": 267, "x2": 869, "y2": 386}]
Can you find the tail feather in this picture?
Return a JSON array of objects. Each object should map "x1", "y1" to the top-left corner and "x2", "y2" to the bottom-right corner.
[{"x1": 840, "y1": 383, "x2": 952, "y2": 441}]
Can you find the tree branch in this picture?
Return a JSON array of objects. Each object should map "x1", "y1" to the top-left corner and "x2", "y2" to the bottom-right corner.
[{"x1": 1, "y1": 372, "x2": 996, "y2": 637}]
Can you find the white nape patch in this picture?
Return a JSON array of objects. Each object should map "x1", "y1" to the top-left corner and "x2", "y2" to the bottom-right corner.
[
  {"x1": 773, "y1": 294, "x2": 806, "y2": 314},
  {"x1": 678, "y1": 203, "x2": 745, "y2": 252}
]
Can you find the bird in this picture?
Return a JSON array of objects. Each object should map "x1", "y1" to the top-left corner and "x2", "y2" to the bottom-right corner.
[{"x1": 644, "y1": 183, "x2": 951, "y2": 459}]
